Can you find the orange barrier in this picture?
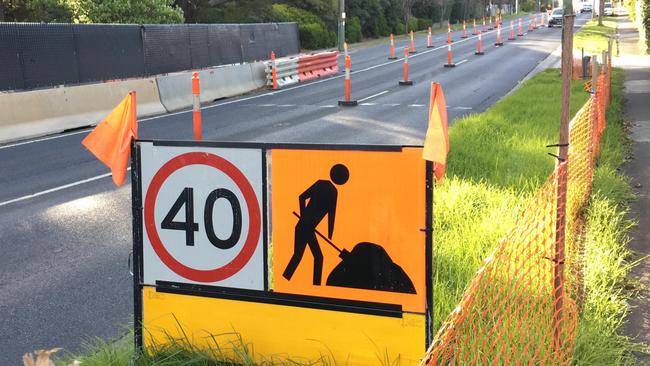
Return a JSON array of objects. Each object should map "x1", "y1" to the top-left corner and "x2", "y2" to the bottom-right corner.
[
  {"x1": 338, "y1": 55, "x2": 357, "y2": 106},
  {"x1": 509, "y1": 20, "x2": 516, "y2": 40},
  {"x1": 489, "y1": 16, "x2": 494, "y2": 30},
  {"x1": 389, "y1": 34, "x2": 397, "y2": 60},
  {"x1": 495, "y1": 23, "x2": 503, "y2": 46},
  {"x1": 447, "y1": 23, "x2": 452, "y2": 44},
  {"x1": 472, "y1": 19, "x2": 478, "y2": 35},
  {"x1": 428, "y1": 27, "x2": 433, "y2": 48},
  {"x1": 518, "y1": 18, "x2": 524, "y2": 36},
  {"x1": 297, "y1": 51, "x2": 339, "y2": 82},
  {"x1": 399, "y1": 47, "x2": 413, "y2": 85},
  {"x1": 462, "y1": 20, "x2": 467, "y2": 38},
  {"x1": 444, "y1": 44, "x2": 456, "y2": 68},
  {"x1": 420, "y1": 62, "x2": 612, "y2": 366},
  {"x1": 191, "y1": 72, "x2": 202, "y2": 140},
  {"x1": 534, "y1": 14, "x2": 538, "y2": 29},
  {"x1": 475, "y1": 31, "x2": 484, "y2": 55}
]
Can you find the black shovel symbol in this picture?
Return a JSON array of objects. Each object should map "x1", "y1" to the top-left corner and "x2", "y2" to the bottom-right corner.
[{"x1": 291, "y1": 212, "x2": 416, "y2": 294}]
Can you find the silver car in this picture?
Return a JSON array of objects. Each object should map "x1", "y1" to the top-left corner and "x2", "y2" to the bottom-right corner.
[{"x1": 548, "y1": 8, "x2": 564, "y2": 27}]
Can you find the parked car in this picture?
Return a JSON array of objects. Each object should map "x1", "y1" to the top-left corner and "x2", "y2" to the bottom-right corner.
[
  {"x1": 548, "y1": 8, "x2": 564, "y2": 27},
  {"x1": 604, "y1": 2, "x2": 613, "y2": 15},
  {"x1": 581, "y1": 2, "x2": 593, "y2": 12}
]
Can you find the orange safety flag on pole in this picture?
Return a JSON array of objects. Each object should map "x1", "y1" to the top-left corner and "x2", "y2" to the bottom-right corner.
[
  {"x1": 422, "y1": 83, "x2": 449, "y2": 183},
  {"x1": 81, "y1": 92, "x2": 138, "y2": 187}
]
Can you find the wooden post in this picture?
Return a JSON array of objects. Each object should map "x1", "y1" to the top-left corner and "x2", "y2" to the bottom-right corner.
[{"x1": 554, "y1": 12, "x2": 575, "y2": 352}]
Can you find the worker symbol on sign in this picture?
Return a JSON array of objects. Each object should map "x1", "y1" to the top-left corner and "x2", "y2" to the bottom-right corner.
[
  {"x1": 283, "y1": 164, "x2": 349, "y2": 285},
  {"x1": 282, "y1": 164, "x2": 416, "y2": 294}
]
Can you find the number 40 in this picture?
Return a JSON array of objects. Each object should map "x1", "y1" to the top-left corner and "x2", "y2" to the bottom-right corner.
[{"x1": 161, "y1": 187, "x2": 242, "y2": 250}]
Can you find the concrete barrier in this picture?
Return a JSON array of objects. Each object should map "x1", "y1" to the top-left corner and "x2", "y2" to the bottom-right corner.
[
  {"x1": 0, "y1": 78, "x2": 165, "y2": 143},
  {"x1": 156, "y1": 62, "x2": 267, "y2": 112}
]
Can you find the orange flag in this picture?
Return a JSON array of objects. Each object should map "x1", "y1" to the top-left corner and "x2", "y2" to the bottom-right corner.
[
  {"x1": 82, "y1": 92, "x2": 137, "y2": 187},
  {"x1": 422, "y1": 83, "x2": 449, "y2": 183}
]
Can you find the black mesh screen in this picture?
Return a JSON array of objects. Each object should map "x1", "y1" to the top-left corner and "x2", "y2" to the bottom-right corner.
[{"x1": 143, "y1": 24, "x2": 192, "y2": 75}]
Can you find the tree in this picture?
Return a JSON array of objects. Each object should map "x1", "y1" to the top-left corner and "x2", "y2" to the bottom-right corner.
[
  {"x1": 75, "y1": 0, "x2": 184, "y2": 24},
  {"x1": 598, "y1": 0, "x2": 604, "y2": 25},
  {"x1": 0, "y1": 0, "x2": 74, "y2": 22}
]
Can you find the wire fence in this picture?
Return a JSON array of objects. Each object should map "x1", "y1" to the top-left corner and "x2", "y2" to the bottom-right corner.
[{"x1": 421, "y1": 60, "x2": 611, "y2": 366}]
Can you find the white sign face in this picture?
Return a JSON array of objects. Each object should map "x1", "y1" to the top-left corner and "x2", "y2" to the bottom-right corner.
[{"x1": 139, "y1": 143, "x2": 264, "y2": 290}]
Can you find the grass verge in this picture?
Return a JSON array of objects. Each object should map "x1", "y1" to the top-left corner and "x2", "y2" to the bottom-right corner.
[
  {"x1": 59, "y1": 70, "x2": 633, "y2": 365},
  {"x1": 574, "y1": 16, "x2": 618, "y2": 54}
]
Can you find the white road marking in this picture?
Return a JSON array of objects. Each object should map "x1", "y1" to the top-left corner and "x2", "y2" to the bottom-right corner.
[
  {"x1": 0, "y1": 170, "x2": 129, "y2": 208},
  {"x1": 408, "y1": 104, "x2": 426, "y2": 107},
  {"x1": 453, "y1": 106, "x2": 473, "y2": 110},
  {"x1": 318, "y1": 105, "x2": 337, "y2": 108},
  {"x1": 360, "y1": 103, "x2": 377, "y2": 106},
  {"x1": 278, "y1": 104, "x2": 296, "y2": 107},
  {"x1": 383, "y1": 103, "x2": 401, "y2": 106},
  {"x1": 456, "y1": 59, "x2": 469, "y2": 66},
  {"x1": 358, "y1": 90, "x2": 389, "y2": 102},
  {"x1": 259, "y1": 104, "x2": 276, "y2": 107}
]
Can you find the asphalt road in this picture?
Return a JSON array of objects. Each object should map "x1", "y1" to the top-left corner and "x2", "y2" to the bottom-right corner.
[{"x1": 0, "y1": 13, "x2": 589, "y2": 365}]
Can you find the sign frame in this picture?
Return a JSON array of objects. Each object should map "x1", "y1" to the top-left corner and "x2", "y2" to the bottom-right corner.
[{"x1": 131, "y1": 139, "x2": 434, "y2": 358}]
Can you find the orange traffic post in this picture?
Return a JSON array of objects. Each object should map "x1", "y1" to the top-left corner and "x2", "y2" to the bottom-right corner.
[
  {"x1": 271, "y1": 51, "x2": 278, "y2": 90},
  {"x1": 344, "y1": 41, "x2": 348, "y2": 59},
  {"x1": 508, "y1": 20, "x2": 516, "y2": 40},
  {"x1": 399, "y1": 47, "x2": 413, "y2": 85},
  {"x1": 409, "y1": 30, "x2": 417, "y2": 53},
  {"x1": 191, "y1": 72, "x2": 202, "y2": 141},
  {"x1": 495, "y1": 22, "x2": 503, "y2": 46},
  {"x1": 542, "y1": 12, "x2": 546, "y2": 27},
  {"x1": 482, "y1": 16, "x2": 486, "y2": 32},
  {"x1": 489, "y1": 15, "x2": 494, "y2": 30},
  {"x1": 447, "y1": 22, "x2": 453, "y2": 44},
  {"x1": 444, "y1": 43, "x2": 456, "y2": 67},
  {"x1": 338, "y1": 55, "x2": 357, "y2": 106},
  {"x1": 518, "y1": 18, "x2": 524, "y2": 36},
  {"x1": 475, "y1": 31, "x2": 484, "y2": 55},
  {"x1": 427, "y1": 27, "x2": 433, "y2": 48},
  {"x1": 472, "y1": 18, "x2": 478, "y2": 35},
  {"x1": 388, "y1": 34, "x2": 397, "y2": 60},
  {"x1": 528, "y1": 17, "x2": 533, "y2": 32},
  {"x1": 462, "y1": 20, "x2": 467, "y2": 38},
  {"x1": 533, "y1": 14, "x2": 538, "y2": 29}
]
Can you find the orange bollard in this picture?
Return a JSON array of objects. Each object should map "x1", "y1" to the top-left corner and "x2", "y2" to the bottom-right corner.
[
  {"x1": 495, "y1": 22, "x2": 503, "y2": 46},
  {"x1": 462, "y1": 20, "x2": 467, "y2": 38},
  {"x1": 344, "y1": 42, "x2": 348, "y2": 58},
  {"x1": 338, "y1": 55, "x2": 357, "y2": 106},
  {"x1": 270, "y1": 51, "x2": 278, "y2": 90},
  {"x1": 508, "y1": 20, "x2": 515, "y2": 40},
  {"x1": 191, "y1": 72, "x2": 202, "y2": 140},
  {"x1": 447, "y1": 22, "x2": 452, "y2": 44},
  {"x1": 533, "y1": 14, "x2": 538, "y2": 29},
  {"x1": 518, "y1": 18, "x2": 524, "y2": 36},
  {"x1": 388, "y1": 34, "x2": 397, "y2": 60},
  {"x1": 489, "y1": 15, "x2": 494, "y2": 30},
  {"x1": 444, "y1": 43, "x2": 456, "y2": 67},
  {"x1": 542, "y1": 12, "x2": 546, "y2": 27},
  {"x1": 399, "y1": 47, "x2": 413, "y2": 85},
  {"x1": 427, "y1": 27, "x2": 433, "y2": 48},
  {"x1": 472, "y1": 18, "x2": 478, "y2": 35},
  {"x1": 475, "y1": 31, "x2": 484, "y2": 55},
  {"x1": 409, "y1": 30, "x2": 417, "y2": 53},
  {"x1": 482, "y1": 16, "x2": 487, "y2": 32},
  {"x1": 528, "y1": 18, "x2": 533, "y2": 32}
]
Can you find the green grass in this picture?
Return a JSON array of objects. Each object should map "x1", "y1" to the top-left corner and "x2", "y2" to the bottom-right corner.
[
  {"x1": 574, "y1": 17, "x2": 618, "y2": 54},
  {"x1": 58, "y1": 69, "x2": 635, "y2": 365}
]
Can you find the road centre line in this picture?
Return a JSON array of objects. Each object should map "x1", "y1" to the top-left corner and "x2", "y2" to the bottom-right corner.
[
  {"x1": 456, "y1": 59, "x2": 469, "y2": 66},
  {"x1": 358, "y1": 90, "x2": 389, "y2": 102}
]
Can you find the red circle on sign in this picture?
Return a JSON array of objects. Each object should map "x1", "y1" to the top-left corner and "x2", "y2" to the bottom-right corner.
[{"x1": 144, "y1": 152, "x2": 261, "y2": 282}]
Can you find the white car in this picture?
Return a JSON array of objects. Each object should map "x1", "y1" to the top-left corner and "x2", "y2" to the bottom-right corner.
[
  {"x1": 604, "y1": 2, "x2": 613, "y2": 15},
  {"x1": 581, "y1": 2, "x2": 593, "y2": 12}
]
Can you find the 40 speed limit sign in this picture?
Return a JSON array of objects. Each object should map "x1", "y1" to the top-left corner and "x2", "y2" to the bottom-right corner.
[{"x1": 139, "y1": 142, "x2": 265, "y2": 290}]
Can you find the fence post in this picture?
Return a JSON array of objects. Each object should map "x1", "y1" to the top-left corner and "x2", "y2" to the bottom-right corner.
[{"x1": 553, "y1": 13, "x2": 575, "y2": 352}]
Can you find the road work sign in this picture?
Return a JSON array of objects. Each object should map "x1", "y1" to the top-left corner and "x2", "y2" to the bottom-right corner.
[{"x1": 132, "y1": 141, "x2": 433, "y2": 366}]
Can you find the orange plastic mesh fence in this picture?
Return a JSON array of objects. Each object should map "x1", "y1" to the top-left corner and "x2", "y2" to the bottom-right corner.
[{"x1": 422, "y1": 66, "x2": 610, "y2": 366}]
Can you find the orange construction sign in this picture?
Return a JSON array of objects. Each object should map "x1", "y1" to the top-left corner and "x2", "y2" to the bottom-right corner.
[
  {"x1": 423, "y1": 83, "x2": 449, "y2": 183},
  {"x1": 271, "y1": 147, "x2": 429, "y2": 314}
]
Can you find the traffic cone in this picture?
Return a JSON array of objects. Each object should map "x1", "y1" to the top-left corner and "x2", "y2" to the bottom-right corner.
[
  {"x1": 495, "y1": 23, "x2": 503, "y2": 46},
  {"x1": 541, "y1": 12, "x2": 546, "y2": 27},
  {"x1": 399, "y1": 47, "x2": 413, "y2": 85},
  {"x1": 482, "y1": 17, "x2": 487, "y2": 32},
  {"x1": 444, "y1": 44, "x2": 456, "y2": 67},
  {"x1": 475, "y1": 31, "x2": 484, "y2": 55},
  {"x1": 427, "y1": 27, "x2": 433, "y2": 48},
  {"x1": 270, "y1": 51, "x2": 278, "y2": 90},
  {"x1": 518, "y1": 18, "x2": 524, "y2": 37},
  {"x1": 410, "y1": 30, "x2": 417, "y2": 53},
  {"x1": 489, "y1": 15, "x2": 494, "y2": 30},
  {"x1": 388, "y1": 34, "x2": 397, "y2": 60},
  {"x1": 447, "y1": 22, "x2": 453, "y2": 43},
  {"x1": 472, "y1": 18, "x2": 478, "y2": 35},
  {"x1": 533, "y1": 15, "x2": 538, "y2": 29},
  {"x1": 528, "y1": 18, "x2": 533, "y2": 32},
  {"x1": 338, "y1": 55, "x2": 357, "y2": 106},
  {"x1": 508, "y1": 20, "x2": 515, "y2": 40},
  {"x1": 462, "y1": 20, "x2": 468, "y2": 38}
]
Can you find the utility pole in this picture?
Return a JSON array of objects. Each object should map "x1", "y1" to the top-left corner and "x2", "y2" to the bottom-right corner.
[{"x1": 338, "y1": 0, "x2": 346, "y2": 52}]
